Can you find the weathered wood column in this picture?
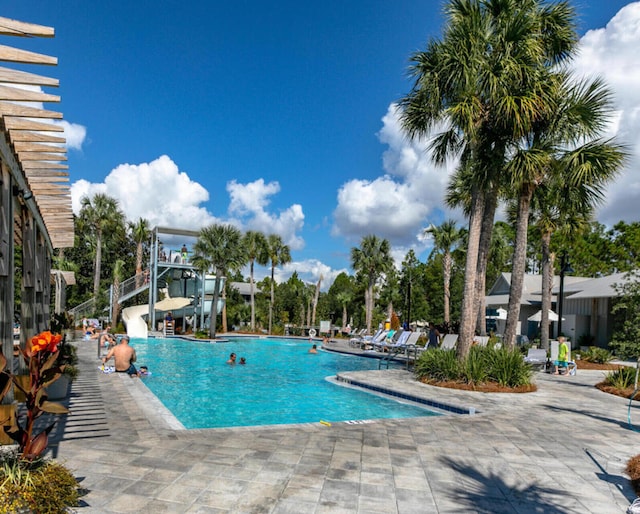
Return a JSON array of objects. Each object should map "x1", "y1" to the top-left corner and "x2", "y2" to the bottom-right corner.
[
  {"x1": 34, "y1": 230, "x2": 50, "y2": 333},
  {"x1": 0, "y1": 166, "x2": 13, "y2": 350},
  {"x1": 0, "y1": 163, "x2": 15, "y2": 401},
  {"x1": 20, "y1": 208, "x2": 35, "y2": 371}
]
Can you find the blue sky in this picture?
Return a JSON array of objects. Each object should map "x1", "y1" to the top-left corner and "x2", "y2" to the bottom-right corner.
[{"x1": 4, "y1": 1, "x2": 640, "y2": 288}]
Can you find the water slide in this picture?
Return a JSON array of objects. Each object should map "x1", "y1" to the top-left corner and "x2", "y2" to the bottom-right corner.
[{"x1": 122, "y1": 304, "x2": 149, "y2": 339}]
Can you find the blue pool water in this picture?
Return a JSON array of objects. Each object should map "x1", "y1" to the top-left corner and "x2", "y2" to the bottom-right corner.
[{"x1": 131, "y1": 337, "x2": 440, "y2": 429}]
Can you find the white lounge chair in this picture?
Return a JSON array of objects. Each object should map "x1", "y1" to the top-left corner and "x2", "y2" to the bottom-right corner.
[
  {"x1": 440, "y1": 334, "x2": 458, "y2": 350},
  {"x1": 373, "y1": 329, "x2": 407, "y2": 352},
  {"x1": 361, "y1": 329, "x2": 389, "y2": 350},
  {"x1": 524, "y1": 348, "x2": 548, "y2": 370}
]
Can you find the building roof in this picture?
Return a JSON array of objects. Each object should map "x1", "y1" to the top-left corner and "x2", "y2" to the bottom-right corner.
[
  {"x1": 563, "y1": 272, "x2": 633, "y2": 299},
  {"x1": 486, "y1": 271, "x2": 636, "y2": 306},
  {"x1": 231, "y1": 281, "x2": 261, "y2": 296}
]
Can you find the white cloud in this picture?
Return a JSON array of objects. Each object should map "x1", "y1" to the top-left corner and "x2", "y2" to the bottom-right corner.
[
  {"x1": 227, "y1": 179, "x2": 305, "y2": 250},
  {"x1": 570, "y1": 2, "x2": 640, "y2": 225},
  {"x1": 71, "y1": 158, "x2": 308, "y2": 254},
  {"x1": 281, "y1": 260, "x2": 348, "y2": 291},
  {"x1": 332, "y1": 104, "x2": 460, "y2": 245},
  {"x1": 54, "y1": 120, "x2": 87, "y2": 151},
  {"x1": 71, "y1": 155, "x2": 217, "y2": 230}
]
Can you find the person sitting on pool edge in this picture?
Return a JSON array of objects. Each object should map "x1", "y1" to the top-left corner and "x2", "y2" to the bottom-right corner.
[
  {"x1": 101, "y1": 335, "x2": 139, "y2": 376},
  {"x1": 227, "y1": 352, "x2": 236, "y2": 365}
]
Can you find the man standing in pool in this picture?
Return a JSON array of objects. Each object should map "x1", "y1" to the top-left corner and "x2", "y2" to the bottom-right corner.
[{"x1": 227, "y1": 353, "x2": 236, "y2": 365}]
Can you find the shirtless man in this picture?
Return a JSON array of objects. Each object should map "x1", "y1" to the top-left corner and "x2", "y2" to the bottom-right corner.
[
  {"x1": 101, "y1": 336, "x2": 138, "y2": 375},
  {"x1": 99, "y1": 325, "x2": 116, "y2": 350}
]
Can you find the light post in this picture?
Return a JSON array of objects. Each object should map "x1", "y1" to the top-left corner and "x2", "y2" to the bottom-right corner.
[{"x1": 557, "y1": 251, "x2": 574, "y2": 338}]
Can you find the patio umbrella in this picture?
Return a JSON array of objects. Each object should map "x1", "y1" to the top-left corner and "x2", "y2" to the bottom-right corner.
[
  {"x1": 155, "y1": 297, "x2": 192, "y2": 312},
  {"x1": 487, "y1": 308, "x2": 508, "y2": 320},
  {"x1": 527, "y1": 309, "x2": 560, "y2": 322}
]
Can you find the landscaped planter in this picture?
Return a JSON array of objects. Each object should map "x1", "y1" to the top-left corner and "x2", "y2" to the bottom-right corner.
[{"x1": 45, "y1": 375, "x2": 70, "y2": 401}]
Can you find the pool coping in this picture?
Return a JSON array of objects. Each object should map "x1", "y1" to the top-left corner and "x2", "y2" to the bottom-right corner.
[{"x1": 334, "y1": 372, "x2": 476, "y2": 415}]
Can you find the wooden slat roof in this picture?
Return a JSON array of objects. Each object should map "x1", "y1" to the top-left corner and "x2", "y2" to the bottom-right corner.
[{"x1": 0, "y1": 18, "x2": 74, "y2": 249}]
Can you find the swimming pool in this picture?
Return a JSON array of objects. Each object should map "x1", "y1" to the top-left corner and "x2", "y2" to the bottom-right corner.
[{"x1": 131, "y1": 337, "x2": 440, "y2": 429}]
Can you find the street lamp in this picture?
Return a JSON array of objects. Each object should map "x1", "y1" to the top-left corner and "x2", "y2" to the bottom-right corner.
[{"x1": 557, "y1": 251, "x2": 574, "y2": 338}]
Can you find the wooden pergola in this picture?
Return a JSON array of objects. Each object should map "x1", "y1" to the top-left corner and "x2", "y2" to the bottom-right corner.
[{"x1": 0, "y1": 16, "x2": 74, "y2": 372}]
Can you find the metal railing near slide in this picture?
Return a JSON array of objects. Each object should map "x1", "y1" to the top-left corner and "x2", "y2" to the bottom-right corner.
[
  {"x1": 117, "y1": 271, "x2": 150, "y2": 303},
  {"x1": 68, "y1": 297, "x2": 96, "y2": 321}
]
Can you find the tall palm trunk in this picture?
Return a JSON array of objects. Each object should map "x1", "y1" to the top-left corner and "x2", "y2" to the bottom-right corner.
[
  {"x1": 112, "y1": 276, "x2": 121, "y2": 324},
  {"x1": 311, "y1": 277, "x2": 322, "y2": 326},
  {"x1": 457, "y1": 187, "x2": 485, "y2": 359},
  {"x1": 249, "y1": 260, "x2": 256, "y2": 331},
  {"x1": 540, "y1": 231, "x2": 554, "y2": 350},
  {"x1": 443, "y1": 251, "x2": 452, "y2": 324},
  {"x1": 222, "y1": 285, "x2": 228, "y2": 333},
  {"x1": 342, "y1": 304, "x2": 348, "y2": 329},
  {"x1": 475, "y1": 188, "x2": 498, "y2": 335},
  {"x1": 209, "y1": 268, "x2": 223, "y2": 339},
  {"x1": 503, "y1": 185, "x2": 535, "y2": 348},
  {"x1": 93, "y1": 229, "x2": 102, "y2": 299},
  {"x1": 269, "y1": 267, "x2": 275, "y2": 334},
  {"x1": 135, "y1": 241, "x2": 143, "y2": 288},
  {"x1": 366, "y1": 280, "x2": 374, "y2": 334}
]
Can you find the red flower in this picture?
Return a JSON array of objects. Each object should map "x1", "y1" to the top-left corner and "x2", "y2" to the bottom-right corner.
[{"x1": 30, "y1": 331, "x2": 62, "y2": 354}]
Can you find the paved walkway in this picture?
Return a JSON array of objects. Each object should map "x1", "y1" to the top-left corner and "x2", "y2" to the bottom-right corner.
[{"x1": 46, "y1": 338, "x2": 640, "y2": 513}]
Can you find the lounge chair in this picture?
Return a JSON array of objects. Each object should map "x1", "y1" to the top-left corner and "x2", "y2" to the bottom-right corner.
[
  {"x1": 473, "y1": 335, "x2": 490, "y2": 346},
  {"x1": 348, "y1": 328, "x2": 368, "y2": 347},
  {"x1": 361, "y1": 329, "x2": 389, "y2": 350},
  {"x1": 440, "y1": 334, "x2": 458, "y2": 350},
  {"x1": 524, "y1": 348, "x2": 548, "y2": 370},
  {"x1": 372, "y1": 329, "x2": 405, "y2": 352}
]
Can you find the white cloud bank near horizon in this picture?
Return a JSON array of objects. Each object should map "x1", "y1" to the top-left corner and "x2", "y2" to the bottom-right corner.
[
  {"x1": 70, "y1": 156, "x2": 325, "y2": 284},
  {"x1": 332, "y1": 104, "x2": 460, "y2": 250}
]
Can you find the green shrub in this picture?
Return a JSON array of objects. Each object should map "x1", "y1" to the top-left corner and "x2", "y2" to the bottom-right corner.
[
  {"x1": 415, "y1": 348, "x2": 460, "y2": 382},
  {"x1": 461, "y1": 346, "x2": 489, "y2": 385},
  {"x1": 581, "y1": 346, "x2": 613, "y2": 364},
  {"x1": 602, "y1": 366, "x2": 637, "y2": 389},
  {"x1": 0, "y1": 452, "x2": 79, "y2": 513},
  {"x1": 485, "y1": 347, "x2": 533, "y2": 387},
  {"x1": 415, "y1": 346, "x2": 533, "y2": 388}
]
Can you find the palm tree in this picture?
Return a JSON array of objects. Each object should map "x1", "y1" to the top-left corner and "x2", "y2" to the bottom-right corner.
[
  {"x1": 399, "y1": 0, "x2": 580, "y2": 358},
  {"x1": 502, "y1": 75, "x2": 627, "y2": 348},
  {"x1": 111, "y1": 259, "x2": 125, "y2": 325},
  {"x1": 425, "y1": 220, "x2": 466, "y2": 325},
  {"x1": 243, "y1": 230, "x2": 268, "y2": 332},
  {"x1": 350, "y1": 235, "x2": 392, "y2": 334},
  {"x1": 129, "y1": 218, "x2": 150, "y2": 288},
  {"x1": 79, "y1": 193, "x2": 125, "y2": 300},
  {"x1": 266, "y1": 234, "x2": 291, "y2": 334},
  {"x1": 311, "y1": 275, "x2": 322, "y2": 327},
  {"x1": 335, "y1": 291, "x2": 353, "y2": 330},
  {"x1": 192, "y1": 224, "x2": 246, "y2": 339}
]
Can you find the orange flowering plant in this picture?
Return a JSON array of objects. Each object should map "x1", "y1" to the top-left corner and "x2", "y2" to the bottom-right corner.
[{"x1": 0, "y1": 331, "x2": 69, "y2": 461}]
